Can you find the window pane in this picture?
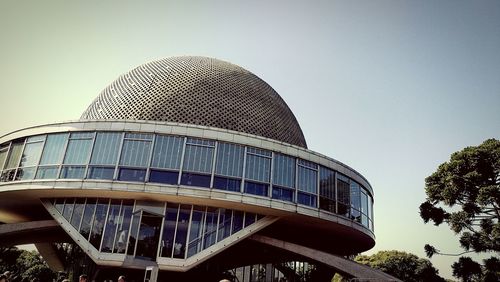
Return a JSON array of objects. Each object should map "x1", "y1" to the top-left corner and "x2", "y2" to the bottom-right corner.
[
  {"x1": 125, "y1": 133, "x2": 153, "y2": 140},
  {"x1": 160, "y1": 204, "x2": 179, "y2": 258},
  {"x1": 35, "y1": 166, "x2": 59, "y2": 179},
  {"x1": 88, "y1": 167, "x2": 115, "y2": 180},
  {"x1": 90, "y1": 132, "x2": 122, "y2": 165},
  {"x1": 149, "y1": 170, "x2": 178, "y2": 185},
  {"x1": 319, "y1": 167, "x2": 335, "y2": 200},
  {"x1": 297, "y1": 192, "x2": 317, "y2": 207},
  {"x1": 40, "y1": 134, "x2": 68, "y2": 165},
  {"x1": 120, "y1": 140, "x2": 152, "y2": 167},
  {"x1": 180, "y1": 172, "x2": 210, "y2": 188},
  {"x1": 118, "y1": 168, "x2": 146, "y2": 182},
  {"x1": 215, "y1": 143, "x2": 244, "y2": 177},
  {"x1": 187, "y1": 206, "x2": 205, "y2": 258},
  {"x1": 135, "y1": 212, "x2": 163, "y2": 260},
  {"x1": 244, "y1": 213, "x2": 256, "y2": 227},
  {"x1": 217, "y1": 209, "x2": 232, "y2": 242},
  {"x1": 114, "y1": 201, "x2": 134, "y2": 254},
  {"x1": 5, "y1": 142, "x2": 24, "y2": 169},
  {"x1": 272, "y1": 186, "x2": 294, "y2": 202},
  {"x1": 20, "y1": 142, "x2": 43, "y2": 167},
  {"x1": 361, "y1": 190, "x2": 368, "y2": 215},
  {"x1": 80, "y1": 199, "x2": 96, "y2": 240},
  {"x1": 63, "y1": 139, "x2": 93, "y2": 165},
  {"x1": 60, "y1": 166, "x2": 85, "y2": 179},
  {"x1": 101, "y1": 200, "x2": 121, "y2": 252},
  {"x1": 183, "y1": 144, "x2": 214, "y2": 173},
  {"x1": 71, "y1": 198, "x2": 85, "y2": 230},
  {"x1": 244, "y1": 181, "x2": 268, "y2": 197},
  {"x1": 151, "y1": 135, "x2": 183, "y2": 169},
  {"x1": 213, "y1": 176, "x2": 241, "y2": 192},
  {"x1": 231, "y1": 211, "x2": 244, "y2": 234},
  {"x1": 273, "y1": 154, "x2": 295, "y2": 188},
  {"x1": 350, "y1": 181, "x2": 361, "y2": 211},
  {"x1": 89, "y1": 199, "x2": 109, "y2": 249},
  {"x1": 62, "y1": 198, "x2": 75, "y2": 222},
  {"x1": 16, "y1": 167, "x2": 36, "y2": 180},
  {"x1": 173, "y1": 205, "x2": 191, "y2": 258},
  {"x1": 245, "y1": 154, "x2": 271, "y2": 183},
  {"x1": 298, "y1": 166, "x2": 317, "y2": 194},
  {"x1": 203, "y1": 208, "x2": 218, "y2": 249},
  {"x1": 0, "y1": 147, "x2": 8, "y2": 170}
]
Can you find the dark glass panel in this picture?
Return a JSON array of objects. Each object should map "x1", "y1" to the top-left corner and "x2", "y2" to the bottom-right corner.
[
  {"x1": 160, "y1": 204, "x2": 179, "y2": 258},
  {"x1": 319, "y1": 197, "x2": 336, "y2": 213},
  {"x1": 89, "y1": 199, "x2": 109, "y2": 249},
  {"x1": 272, "y1": 186, "x2": 294, "y2": 202},
  {"x1": 114, "y1": 201, "x2": 134, "y2": 253},
  {"x1": 149, "y1": 170, "x2": 178, "y2": 185},
  {"x1": 297, "y1": 192, "x2": 317, "y2": 207},
  {"x1": 60, "y1": 166, "x2": 85, "y2": 179},
  {"x1": 180, "y1": 172, "x2": 210, "y2": 188},
  {"x1": 54, "y1": 198, "x2": 64, "y2": 213},
  {"x1": 244, "y1": 181, "x2": 268, "y2": 197},
  {"x1": 127, "y1": 212, "x2": 141, "y2": 255},
  {"x1": 80, "y1": 198, "x2": 96, "y2": 240},
  {"x1": 70, "y1": 198, "x2": 85, "y2": 230},
  {"x1": 135, "y1": 212, "x2": 163, "y2": 260},
  {"x1": 213, "y1": 176, "x2": 241, "y2": 192},
  {"x1": 319, "y1": 166, "x2": 335, "y2": 200},
  {"x1": 173, "y1": 205, "x2": 191, "y2": 258},
  {"x1": 231, "y1": 211, "x2": 244, "y2": 234},
  {"x1": 217, "y1": 209, "x2": 232, "y2": 242},
  {"x1": 244, "y1": 213, "x2": 255, "y2": 227},
  {"x1": 118, "y1": 168, "x2": 146, "y2": 182},
  {"x1": 187, "y1": 206, "x2": 205, "y2": 258},
  {"x1": 88, "y1": 166, "x2": 115, "y2": 180},
  {"x1": 35, "y1": 166, "x2": 59, "y2": 179},
  {"x1": 101, "y1": 200, "x2": 121, "y2": 253},
  {"x1": 0, "y1": 169, "x2": 16, "y2": 182},
  {"x1": 62, "y1": 198, "x2": 75, "y2": 222},
  {"x1": 203, "y1": 208, "x2": 218, "y2": 249},
  {"x1": 337, "y1": 175, "x2": 350, "y2": 217}
]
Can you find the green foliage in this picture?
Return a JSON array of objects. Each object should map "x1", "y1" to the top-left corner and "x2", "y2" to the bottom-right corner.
[
  {"x1": 354, "y1": 250, "x2": 445, "y2": 282},
  {"x1": 420, "y1": 138, "x2": 500, "y2": 281},
  {"x1": 0, "y1": 247, "x2": 56, "y2": 282}
]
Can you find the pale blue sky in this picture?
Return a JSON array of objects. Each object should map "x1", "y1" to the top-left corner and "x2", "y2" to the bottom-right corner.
[{"x1": 1, "y1": 1, "x2": 499, "y2": 279}]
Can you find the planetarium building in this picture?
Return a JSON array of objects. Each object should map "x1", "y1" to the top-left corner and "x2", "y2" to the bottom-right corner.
[{"x1": 0, "y1": 57, "x2": 395, "y2": 281}]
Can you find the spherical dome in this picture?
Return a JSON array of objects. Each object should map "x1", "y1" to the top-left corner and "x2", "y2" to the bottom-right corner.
[{"x1": 80, "y1": 56, "x2": 307, "y2": 148}]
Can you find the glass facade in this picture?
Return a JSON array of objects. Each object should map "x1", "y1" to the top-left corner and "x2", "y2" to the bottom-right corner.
[
  {"x1": 49, "y1": 198, "x2": 264, "y2": 260},
  {"x1": 1, "y1": 130, "x2": 374, "y2": 231}
]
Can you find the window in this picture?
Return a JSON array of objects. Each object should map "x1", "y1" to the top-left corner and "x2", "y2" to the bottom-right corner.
[
  {"x1": 89, "y1": 199, "x2": 110, "y2": 249},
  {"x1": 297, "y1": 160, "x2": 318, "y2": 207},
  {"x1": 337, "y1": 174, "x2": 350, "y2": 217},
  {"x1": 350, "y1": 181, "x2": 361, "y2": 223},
  {"x1": 213, "y1": 176, "x2": 241, "y2": 192},
  {"x1": 187, "y1": 206, "x2": 205, "y2": 258},
  {"x1": 17, "y1": 136, "x2": 45, "y2": 181},
  {"x1": 173, "y1": 205, "x2": 191, "y2": 258},
  {"x1": 101, "y1": 200, "x2": 122, "y2": 252},
  {"x1": 273, "y1": 154, "x2": 295, "y2": 188},
  {"x1": 181, "y1": 138, "x2": 214, "y2": 188},
  {"x1": 1, "y1": 141, "x2": 24, "y2": 182},
  {"x1": 90, "y1": 132, "x2": 122, "y2": 165},
  {"x1": 160, "y1": 203, "x2": 179, "y2": 258},
  {"x1": 319, "y1": 166, "x2": 336, "y2": 213},
  {"x1": 113, "y1": 200, "x2": 134, "y2": 254},
  {"x1": 244, "y1": 148, "x2": 271, "y2": 197},
  {"x1": 215, "y1": 143, "x2": 244, "y2": 178},
  {"x1": 39, "y1": 133, "x2": 68, "y2": 165},
  {"x1": 118, "y1": 133, "x2": 152, "y2": 182},
  {"x1": 149, "y1": 170, "x2": 178, "y2": 185},
  {"x1": 63, "y1": 133, "x2": 93, "y2": 165},
  {"x1": 151, "y1": 135, "x2": 183, "y2": 170}
]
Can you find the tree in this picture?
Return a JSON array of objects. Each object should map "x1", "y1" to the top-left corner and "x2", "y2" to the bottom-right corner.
[
  {"x1": 420, "y1": 138, "x2": 500, "y2": 281},
  {"x1": 0, "y1": 247, "x2": 56, "y2": 282},
  {"x1": 354, "y1": 250, "x2": 446, "y2": 282}
]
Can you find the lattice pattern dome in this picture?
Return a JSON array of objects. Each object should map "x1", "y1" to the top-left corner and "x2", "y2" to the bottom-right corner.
[{"x1": 80, "y1": 56, "x2": 307, "y2": 148}]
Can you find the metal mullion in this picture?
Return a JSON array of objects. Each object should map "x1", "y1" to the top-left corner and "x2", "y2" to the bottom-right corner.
[
  {"x1": 199, "y1": 206, "x2": 208, "y2": 251},
  {"x1": 170, "y1": 204, "x2": 181, "y2": 258},
  {"x1": 12, "y1": 138, "x2": 28, "y2": 180},
  {"x1": 229, "y1": 210, "x2": 234, "y2": 236},
  {"x1": 110, "y1": 200, "x2": 123, "y2": 254},
  {"x1": 145, "y1": 134, "x2": 156, "y2": 183},
  {"x1": 214, "y1": 208, "x2": 221, "y2": 243},
  {"x1": 113, "y1": 132, "x2": 125, "y2": 180},
  {"x1": 209, "y1": 142, "x2": 218, "y2": 188},
  {"x1": 98, "y1": 199, "x2": 112, "y2": 252},
  {"x1": 83, "y1": 132, "x2": 97, "y2": 179},
  {"x1": 156, "y1": 202, "x2": 167, "y2": 258},
  {"x1": 242, "y1": 211, "x2": 246, "y2": 228},
  {"x1": 240, "y1": 147, "x2": 247, "y2": 193},
  {"x1": 177, "y1": 137, "x2": 187, "y2": 185},
  {"x1": 183, "y1": 205, "x2": 194, "y2": 259},
  {"x1": 87, "y1": 198, "x2": 99, "y2": 241}
]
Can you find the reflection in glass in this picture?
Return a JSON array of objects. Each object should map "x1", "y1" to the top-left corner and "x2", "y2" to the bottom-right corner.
[
  {"x1": 245, "y1": 150, "x2": 271, "y2": 183},
  {"x1": 273, "y1": 154, "x2": 295, "y2": 188},
  {"x1": 337, "y1": 175, "x2": 350, "y2": 217},
  {"x1": 180, "y1": 172, "x2": 211, "y2": 188},
  {"x1": 89, "y1": 199, "x2": 109, "y2": 249},
  {"x1": 203, "y1": 208, "x2": 218, "y2": 249},
  {"x1": 90, "y1": 132, "x2": 121, "y2": 165},
  {"x1": 187, "y1": 206, "x2": 205, "y2": 258},
  {"x1": 60, "y1": 166, "x2": 85, "y2": 179},
  {"x1": 217, "y1": 209, "x2": 232, "y2": 242},
  {"x1": 297, "y1": 165, "x2": 317, "y2": 194},
  {"x1": 244, "y1": 213, "x2": 255, "y2": 227},
  {"x1": 173, "y1": 205, "x2": 191, "y2": 258},
  {"x1": 16, "y1": 167, "x2": 36, "y2": 180},
  {"x1": 62, "y1": 198, "x2": 75, "y2": 222},
  {"x1": 101, "y1": 200, "x2": 121, "y2": 252},
  {"x1": 118, "y1": 168, "x2": 146, "y2": 182},
  {"x1": 127, "y1": 212, "x2": 141, "y2": 255},
  {"x1": 215, "y1": 143, "x2": 244, "y2": 177},
  {"x1": 63, "y1": 138, "x2": 93, "y2": 165},
  {"x1": 4, "y1": 142, "x2": 23, "y2": 169},
  {"x1": 114, "y1": 201, "x2": 134, "y2": 254},
  {"x1": 183, "y1": 139, "x2": 214, "y2": 174},
  {"x1": 244, "y1": 181, "x2": 268, "y2": 197},
  {"x1": 319, "y1": 166, "x2": 336, "y2": 213},
  {"x1": 88, "y1": 167, "x2": 115, "y2": 180},
  {"x1": 151, "y1": 135, "x2": 183, "y2": 169},
  {"x1": 0, "y1": 146, "x2": 9, "y2": 170},
  {"x1": 213, "y1": 176, "x2": 241, "y2": 192},
  {"x1": 71, "y1": 198, "x2": 85, "y2": 230},
  {"x1": 120, "y1": 139, "x2": 152, "y2": 167},
  {"x1": 19, "y1": 142, "x2": 44, "y2": 167},
  {"x1": 272, "y1": 186, "x2": 294, "y2": 202},
  {"x1": 232, "y1": 211, "x2": 244, "y2": 234},
  {"x1": 80, "y1": 199, "x2": 96, "y2": 240},
  {"x1": 160, "y1": 204, "x2": 179, "y2": 258},
  {"x1": 149, "y1": 170, "x2": 178, "y2": 185},
  {"x1": 54, "y1": 198, "x2": 64, "y2": 213}
]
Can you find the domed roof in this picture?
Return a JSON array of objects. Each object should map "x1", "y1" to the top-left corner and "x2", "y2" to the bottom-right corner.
[{"x1": 81, "y1": 56, "x2": 307, "y2": 148}]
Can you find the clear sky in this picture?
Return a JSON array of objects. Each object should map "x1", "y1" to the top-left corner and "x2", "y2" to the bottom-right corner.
[{"x1": 1, "y1": 0, "x2": 499, "y2": 279}]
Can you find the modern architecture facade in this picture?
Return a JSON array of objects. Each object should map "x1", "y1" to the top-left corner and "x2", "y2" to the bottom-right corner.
[{"x1": 0, "y1": 57, "x2": 395, "y2": 281}]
